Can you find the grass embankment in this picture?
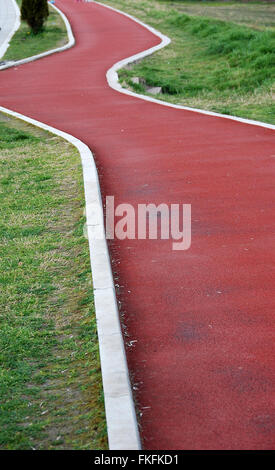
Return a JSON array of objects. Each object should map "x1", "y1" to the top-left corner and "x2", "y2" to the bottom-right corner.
[
  {"x1": 0, "y1": 113, "x2": 107, "y2": 450},
  {"x1": 172, "y1": 1, "x2": 275, "y2": 31},
  {"x1": 103, "y1": 0, "x2": 275, "y2": 124},
  {"x1": 2, "y1": 1, "x2": 67, "y2": 62}
]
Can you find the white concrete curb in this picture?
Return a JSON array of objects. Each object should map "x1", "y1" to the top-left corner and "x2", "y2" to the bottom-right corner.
[
  {"x1": 0, "y1": 2, "x2": 75, "y2": 71},
  {"x1": 0, "y1": 0, "x2": 20, "y2": 60},
  {"x1": 0, "y1": 106, "x2": 141, "y2": 450},
  {"x1": 98, "y1": 1, "x2": 275, "y2": 131}
]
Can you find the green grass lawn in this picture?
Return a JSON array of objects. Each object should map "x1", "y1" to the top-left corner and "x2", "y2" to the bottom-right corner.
[
  {"x1": 2, "y1": 1, "x2": 67, "y2": 62},
  {"x1": 0, "y1": 112, "x2": 107, "y2": 450},
  {"x1": 102, "y1": 0, "x2": 275, "y2": 124}
]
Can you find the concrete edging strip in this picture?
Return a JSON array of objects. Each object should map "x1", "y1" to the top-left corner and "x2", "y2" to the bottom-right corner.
[
  {"x1": 0, "y1": 0, "x2": 20, "y2": 60},
  {"x1": 0, "y1": 2, "x2": 141, "y2": 450},
  {"x1": 0, "y1": 1, "x2": 75, "y2": 71},
  {"x1": 97, "y1": 1, "x2": 275, "y2": 131},
  {"x1": 0, "y1": 106, "x2": 141, "y2": 450}
]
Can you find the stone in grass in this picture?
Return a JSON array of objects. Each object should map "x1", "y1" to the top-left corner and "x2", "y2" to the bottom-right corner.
[
  {"x1": 130, "y1": 76, "x2": 147, "y2": 86},
  {"x1": 131, "y1": 77, "x2": 140, "y2": 84},
  {"x1": 146, "y1": 86, "x2": 162, "y2": 95}
]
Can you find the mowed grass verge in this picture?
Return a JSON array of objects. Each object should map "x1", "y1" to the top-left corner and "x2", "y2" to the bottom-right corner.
[
  {"x1": 102, "y1": 0, "x2": 275, "y2": 125},
  {"x1": 2, "y1": 1, "x2": 67, "y2": 63},
  {"x1": 0, "y1": 112, "x2": 107, "y2": 450},
  {"x1": 171, "y1": 1, "x2": 275, "y2": 31}
]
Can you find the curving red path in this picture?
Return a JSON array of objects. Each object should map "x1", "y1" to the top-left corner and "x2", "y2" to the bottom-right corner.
[{"x1": 1, "y1": 0, "x2": 275, "y2": 450}]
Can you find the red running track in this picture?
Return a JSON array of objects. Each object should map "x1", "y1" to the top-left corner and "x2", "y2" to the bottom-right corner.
[{"x1": 1, "y1": 0, "x2": 275, "y2": 450}]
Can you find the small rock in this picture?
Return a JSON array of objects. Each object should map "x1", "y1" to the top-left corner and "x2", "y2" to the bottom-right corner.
[
  {"x1": 131, "y1": 77, "x2": 140, "y2": 84},
  {"x1": 146, "y1": 86, "x2": 162, "y2": 95}
]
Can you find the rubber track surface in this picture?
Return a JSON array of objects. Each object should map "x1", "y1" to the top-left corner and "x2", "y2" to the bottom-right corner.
[{"x1": 1, "y1": 0, "x2": 275, "y2": 450}]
